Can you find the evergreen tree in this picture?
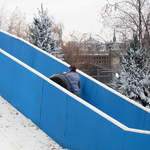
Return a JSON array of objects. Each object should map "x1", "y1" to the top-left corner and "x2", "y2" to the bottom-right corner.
[
  {"x1": 28, "y1": 4, "x2": 60, "y2": 57},
  {"x1": 111, "y1": 40, "x2": 150, "y2": 106}
]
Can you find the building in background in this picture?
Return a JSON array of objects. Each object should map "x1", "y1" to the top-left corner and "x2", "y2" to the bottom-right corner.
[
  {"x1": 63, "y1": 30, "x2": 129, "y2": 84},
  {"x1": 78, "y1": 30, "x2": 124, "y2": 84}
]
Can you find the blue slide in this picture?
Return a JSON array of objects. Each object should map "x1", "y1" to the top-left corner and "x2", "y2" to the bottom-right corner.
[{"x1": 0, "y1": 31, "x2": 150, "y2": 150}]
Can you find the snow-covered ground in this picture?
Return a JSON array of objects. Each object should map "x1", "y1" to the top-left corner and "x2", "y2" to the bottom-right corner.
[{"x1": 0, "y1": 96, "x2": 67, "y2": 150}]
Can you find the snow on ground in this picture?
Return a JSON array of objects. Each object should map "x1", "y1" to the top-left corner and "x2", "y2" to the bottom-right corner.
[{"x1": 0, "y1": 96, "x2": 67, "y2": 150}]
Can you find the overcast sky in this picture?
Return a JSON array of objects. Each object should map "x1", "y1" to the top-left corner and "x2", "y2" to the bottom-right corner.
[{"x1": 1, "y1": 0, "x2": 113, "y2": 41}]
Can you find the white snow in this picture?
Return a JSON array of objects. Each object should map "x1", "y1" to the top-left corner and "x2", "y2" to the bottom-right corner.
[{"x1": 0, "y1": 96, "x2": 67, "y2": 150}]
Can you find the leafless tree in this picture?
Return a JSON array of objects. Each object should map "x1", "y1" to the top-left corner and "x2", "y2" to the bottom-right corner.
[
  {"x1": 62, "y1": 33, "x2": 91, "y2": 69},
  {"x1": 7, "y1": 8, "x2": 29, "y2": 40},
  {"x1": 0, "y1": 7, "x2": 9, "y2": 30},
  {"x1": 101, "y1": 0, "x2": 150, "y2": 48}
]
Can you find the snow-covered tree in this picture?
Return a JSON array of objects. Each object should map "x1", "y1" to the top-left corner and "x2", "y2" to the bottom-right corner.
[
  {"x1": 28, "y1": 4, "x2": 61, "y2": 57},
  {"x1": 111, "y1": 38, "x2": 150, "y2": 106}
]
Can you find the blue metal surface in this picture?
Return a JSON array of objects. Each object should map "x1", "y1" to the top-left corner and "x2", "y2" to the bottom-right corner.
[
  {"x1": 0, "y1": 31, "x2": 150, "y2": 131},
  {"x1": 0, "y1": 52, "x2": 43, "y2": 126},
  {"x1": 0, "y1": 31, "x2": 150, "y2": 150},
  {"x1": 80, "y1": 74, "x2": 150, "y2": 130},
  {"x1": 0, "y1": 32, "x2": 68, "y2": 77},
  {"x1": 0, "y1": 52, "x2": 150, "y2": 150}
]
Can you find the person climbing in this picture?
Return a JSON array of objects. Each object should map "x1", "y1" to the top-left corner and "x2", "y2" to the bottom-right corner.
[{"x1": 65, "y1": 65, "x2": 80, "y2": 96}]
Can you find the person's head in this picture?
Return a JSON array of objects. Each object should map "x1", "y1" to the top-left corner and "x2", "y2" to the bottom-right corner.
[{"x1": 69, "y1": 65, "x2": 76, "y2": 72}]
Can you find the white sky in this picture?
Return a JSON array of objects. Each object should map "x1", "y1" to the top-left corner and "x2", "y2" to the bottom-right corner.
[{"x1": 0, "y1": 0, "x2": 113, "y2": 41}]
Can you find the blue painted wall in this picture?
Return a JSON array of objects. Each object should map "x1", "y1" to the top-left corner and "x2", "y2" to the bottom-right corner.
[
  {"x1": 0, "y1": 51, "x2": 150, "y2": 150},
  {"x1": 0, "y1": 52, "x2": 43, "y2": 126},
  {"x1": 0, "y1": 31, "x2": 150, "y2": 132},
  {"x1": 0, "y1": 32, "x2": 68, "y2": 76}
]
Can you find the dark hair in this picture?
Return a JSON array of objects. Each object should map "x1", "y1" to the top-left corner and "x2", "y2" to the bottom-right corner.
[{"x1": 69, "y1": 65, "x2": 76, "y2": 72}]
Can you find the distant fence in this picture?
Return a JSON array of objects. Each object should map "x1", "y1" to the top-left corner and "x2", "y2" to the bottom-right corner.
[{"x1": 0, "y1": 31, "x2": 150, "y2": 131}]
